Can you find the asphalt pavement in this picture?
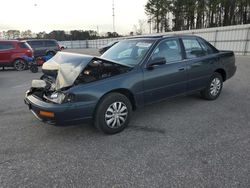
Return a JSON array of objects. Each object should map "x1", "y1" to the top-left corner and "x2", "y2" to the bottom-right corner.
[{"x1": 0, "y1": 50, "x2": 249, "y2": 187}]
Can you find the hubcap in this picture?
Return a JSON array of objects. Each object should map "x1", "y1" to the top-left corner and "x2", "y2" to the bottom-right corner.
[
  {"x1": 105, "y1": 102, "x2": 128, "y2": 128},
  {"x1": 210, "y1": 78, "x2": 221, "y2": 96},
  {"x1": 14, "y1": 60, "x2": 25, "y2": 71}
]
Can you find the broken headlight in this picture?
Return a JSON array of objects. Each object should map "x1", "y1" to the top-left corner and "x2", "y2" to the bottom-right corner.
[
  {"x1": 45, "y1": 92, "x2": 75, "y2": 104},
  {"x1": 49, "y1": 92, "x2": 66, "y2": 104}
]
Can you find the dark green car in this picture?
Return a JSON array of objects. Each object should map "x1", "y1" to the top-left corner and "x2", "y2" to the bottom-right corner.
[{"x1": 25, "y1": 35, "x2": 236, "y2": 134}]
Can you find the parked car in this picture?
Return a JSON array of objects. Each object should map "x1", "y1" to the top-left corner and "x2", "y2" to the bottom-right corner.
[
  {"x1": 24, "y1": 35, "x2": 236, "y2": 134},
  {"x1": 24, "y1": 39, "x2": 60, "y2": 57},
  {"x1": 99, "y1": 41, "x2": 118, "y2": 54},
  {"x1": 0, "y1": 40, "x2": 33, "y2": 71}
]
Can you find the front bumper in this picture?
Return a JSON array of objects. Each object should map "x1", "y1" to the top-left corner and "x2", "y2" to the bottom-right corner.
[{"x1": 24, "y1": 94, "x2": 95, "y2": 125}]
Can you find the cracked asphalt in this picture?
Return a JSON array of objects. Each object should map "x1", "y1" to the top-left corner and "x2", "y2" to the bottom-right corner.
[{"x1": 0, "y1": 49, "x2": 249, "y2": 187}]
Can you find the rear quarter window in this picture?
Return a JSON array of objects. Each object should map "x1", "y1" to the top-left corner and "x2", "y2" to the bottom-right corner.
[{"x1": 198, "y1": 39, "x2": 214, "y2": 55}]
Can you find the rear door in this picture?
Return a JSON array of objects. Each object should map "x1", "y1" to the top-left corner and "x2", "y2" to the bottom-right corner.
[
  {"x1": 181, "y1": 37, "x2": 217, "y2": 92},
  {"x1": 0, "y1": 42, "x2": 14, "y2": 65},
  {"x1": 143, "y1": 38, "x2": 188, "y2": 104}
]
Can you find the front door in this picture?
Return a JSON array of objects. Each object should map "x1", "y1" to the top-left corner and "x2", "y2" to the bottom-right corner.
[{"x1": 143, "y1": 38, "x2": 187, "y2": 104}]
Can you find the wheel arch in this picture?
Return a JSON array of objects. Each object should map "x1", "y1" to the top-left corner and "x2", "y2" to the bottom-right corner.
[
  {"x1": 12, "y1": 57, "x2": 27, "y2": 66},
  {"x1": 106, "y1": 88, "x2": 136, "y2": 110},
  {"x1": 93, "y1": 88, "x2": 137, "y2": 117},
  {"x1": 214, "y1": 68, "x2": 226, "y2": 81}
]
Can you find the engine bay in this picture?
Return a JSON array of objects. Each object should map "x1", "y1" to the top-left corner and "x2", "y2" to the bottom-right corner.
[
  {"x1": 28, "y1": 59, "x2": 131, "y2": 104},
  {"x1": 75, "y1": 59, "x2": 131, "y2": 84}
]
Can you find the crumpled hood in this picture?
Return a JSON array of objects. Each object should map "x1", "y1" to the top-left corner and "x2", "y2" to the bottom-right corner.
[
  {"x1": 42, "y1": 52, "x2": 130, "y2": 90},
  {"x1": 42, "y1": 52, "x2": 94, "y2": 90}
]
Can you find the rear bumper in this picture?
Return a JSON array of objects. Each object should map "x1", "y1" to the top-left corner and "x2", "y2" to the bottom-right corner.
[{"x1": 24, "y1": 94, "x2": 95, "y2": 126}]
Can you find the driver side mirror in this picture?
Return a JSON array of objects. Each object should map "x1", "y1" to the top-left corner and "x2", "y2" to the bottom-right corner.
[{"x1": 147, "y1": 57, "x2": 166, "y2": 69}]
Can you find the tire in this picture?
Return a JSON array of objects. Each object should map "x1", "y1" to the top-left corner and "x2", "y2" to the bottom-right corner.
[
  {"x1": 13, "y1": 59, "x2": 27, "y2": 71},
  {"x1": 30, "y1": 64, "x2": 38, "y2": 73},
  {"x1": 201, "y1": 72, "x2": 223, "y2": 100},
  {"x1": 94, "y1": 93, "x2": 132, "y2": 134}
]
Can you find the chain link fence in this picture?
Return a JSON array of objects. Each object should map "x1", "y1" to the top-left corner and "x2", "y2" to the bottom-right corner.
[{"x1": 59, "y1": 24, "x2": 250, "y2": 55}]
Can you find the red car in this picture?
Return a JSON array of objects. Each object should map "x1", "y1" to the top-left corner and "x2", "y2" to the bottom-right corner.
[{"x1": 0, "y1": 40, "x2": 33, "y2": 71}]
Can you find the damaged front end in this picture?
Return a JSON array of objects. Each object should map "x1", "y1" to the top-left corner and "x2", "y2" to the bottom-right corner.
[{"x1": 26, "y1": 52, "x2": 132, "y2": 105}]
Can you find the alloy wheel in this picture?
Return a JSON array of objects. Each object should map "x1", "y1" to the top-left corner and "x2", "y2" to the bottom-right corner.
[
  {"x1": 210, "y1": 78, "x2": 221, "y2": 96},
  {"x1": 105, "y1": 102, "x2": 128, "y2": 128},
  {"x1": 14, "y1": 59, "x2": 26, "y2": 71}
]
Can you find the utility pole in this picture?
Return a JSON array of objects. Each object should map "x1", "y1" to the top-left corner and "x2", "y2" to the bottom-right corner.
[
  {"x1": 96, "y1": 25, "x2": 99, "y2": 36},
  {"x1": 112, "y1": 0, "x2": 115, "y2": 33}
]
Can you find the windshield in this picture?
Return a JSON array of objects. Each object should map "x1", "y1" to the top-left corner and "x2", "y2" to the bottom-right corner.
[{"x1": 101, "y1": 39, "x2": 155, "y2": 67}]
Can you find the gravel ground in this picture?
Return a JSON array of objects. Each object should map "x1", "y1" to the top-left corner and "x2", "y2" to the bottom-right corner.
[{"x1": 0, "y1": 50, "x2": 249, "y2": 187}]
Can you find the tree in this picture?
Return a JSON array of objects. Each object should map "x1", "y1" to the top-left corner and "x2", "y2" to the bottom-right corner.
[
  {"x1": 145, "y1": 0, "x2": 250, "y2": 32},
  {"x1": 5, "y1": 30, "x2": 20, "y2": 39},
  {"x1": 133, "y1": 19, "x2": 147, "y2": 35},
  {"x1": 21, "y1": 30, "x2": 33, "y2": 39},
  {"x1": 145, "y1": 0, "x2": 171, "y2": 33}
]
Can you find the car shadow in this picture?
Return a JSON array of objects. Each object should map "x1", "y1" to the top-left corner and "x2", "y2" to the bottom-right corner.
[{"x1": 38, "y1": 93, "x2": 203, "y2": 138}]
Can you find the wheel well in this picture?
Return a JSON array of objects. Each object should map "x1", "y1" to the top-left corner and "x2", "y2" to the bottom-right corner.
[
  {"x1": 215, "y1": 69, "x2": 226, "y2": 81},
  {"x1": 107, "y1": 89, "x2": 137, "y2": 110},
  {"x1": 12, "y1": 58, "x2": 26, "y2": 66},
  {"x1": 92, "y1": 89, "x2": 137, "y2": 119}
]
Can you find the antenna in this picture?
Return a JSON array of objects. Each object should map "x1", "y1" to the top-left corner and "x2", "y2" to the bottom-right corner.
[{"x1": 112, "y1": 0, "x2": 115, "y2": 33}]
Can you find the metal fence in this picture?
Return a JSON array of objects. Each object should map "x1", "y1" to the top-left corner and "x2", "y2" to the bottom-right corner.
[{"x1": 59, "y1": 24, "x2": 250, "y2": 55}]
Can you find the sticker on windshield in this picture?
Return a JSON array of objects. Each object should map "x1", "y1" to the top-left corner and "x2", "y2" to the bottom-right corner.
[{"x1": 136, "y1": 42, "x2": 152, "y2": 48}]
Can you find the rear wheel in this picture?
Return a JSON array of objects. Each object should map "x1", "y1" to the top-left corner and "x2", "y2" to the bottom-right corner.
[
  {"x1": 201, "y1": 72, "x2": 223, "y2": 100},
  {"x1": 13, "y1": 59, "x2": 27, "y2": 71},
  {"x1": 94, "y1": 93, "x2": 132, "y2": 134}
]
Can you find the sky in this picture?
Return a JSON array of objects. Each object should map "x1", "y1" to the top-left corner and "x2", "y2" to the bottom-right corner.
[{"x1": 0, "y1": 0, "x2": 148, "y2": 34}]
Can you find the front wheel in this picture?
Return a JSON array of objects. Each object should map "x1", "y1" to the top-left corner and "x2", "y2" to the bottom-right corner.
[
  {"x1": 13, "y1": 59, "x2": 27, "y2": 71},
  {"x1": 94, "y1": 93, "x2": 132, "y2": 134},
  {"x1": 201, "y1": 72, "x2": 223, "y2": 100}
]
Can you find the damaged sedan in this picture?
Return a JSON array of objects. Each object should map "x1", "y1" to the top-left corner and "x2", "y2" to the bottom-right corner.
[{"x1": 25, "y1": 35, "x2": 236, "y2": 134}]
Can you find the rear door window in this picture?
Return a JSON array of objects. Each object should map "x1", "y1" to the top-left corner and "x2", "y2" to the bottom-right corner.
[
  {"x1": 0, "y1": 42, "x2": 14, "y2": 50},
  {"x1": 182, "y1": 38, "x2": 206, "y2": 58}
]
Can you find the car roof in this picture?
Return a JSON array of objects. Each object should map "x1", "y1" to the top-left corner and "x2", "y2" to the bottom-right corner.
[
  {"x1": 0, "y1": 40, "x2": 20, "y2": 43},
  {"x1": 24, "y1": 39, "x2": 57, "y2": 42},
  {"x1": 126, "y1": 34, "x2": 199, "y2": 40}
]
